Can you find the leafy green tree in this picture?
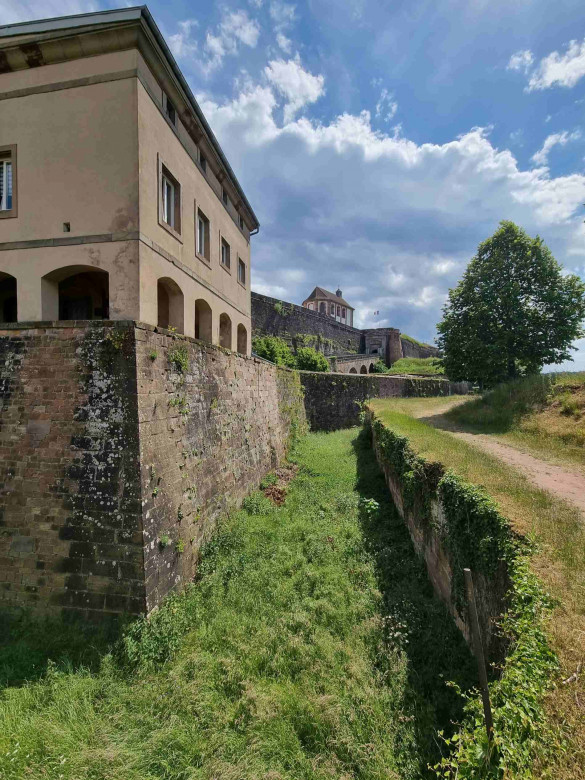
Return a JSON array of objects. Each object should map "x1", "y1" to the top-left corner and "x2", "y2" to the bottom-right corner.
[
  {"x1": 437, "y1": 221, "x2": 585, "y2": 387},
  {"x1": 252, "y1": 336, "x2": 296, "y2": 367},
  {"x1": 294, "y1": 346, "x2": 329, "y2": 372}
]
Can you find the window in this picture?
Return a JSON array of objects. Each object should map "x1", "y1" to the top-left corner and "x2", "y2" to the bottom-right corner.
[
  {"x1": 330, "y1": 304, "x2": 335, "y2": 316},
  {"x1": 342, "y1": 307, "x2": 346, "y2": 318},
  {"x1": 221, "y1": 237, "x2": 231, "y2": 269},
  {"x1": 196, "y1": 207, "x2": 210, "y2": 261},
  {"x1": 238, "y1": 258, "x2": 246, "y2": 286},
  {"x1": 200, "y1": 152, "x2": 207, "y2": 173},
  {"x1": 222, "y1": 187, "x2": 228, "y2": 207},
  {"x1": 319, "y1": 302, "x2": 326, "y2": 313},
  {"x1": 158, "y1": 158, "x2": 181, "y2": 236},
  {"x1": 238, "y1": 214, "x2": 245, "y2": 230},
  {"x1": 163, "y1": 92, "x2": 176, "y2": 125},
  {"x1": 0, "y1": 146, "x2": 16, "y2": 217},
  {"x1": 162, "y1": 175, "x2": 175, "y2": 227},
  {"x1": 307, "y1": 303, "x2": 313, "y2": 310},
  {"x1": 337, "y1": 305, "x2": 341, "y2": 316}
]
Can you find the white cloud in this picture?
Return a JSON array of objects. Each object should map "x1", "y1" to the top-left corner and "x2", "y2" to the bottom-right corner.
[
  {"x1": 527, "y1": 39, "x2": 585, "y2": 91},
  {"x1": 507, "y1": 49, "x2": 534, "y2": 73},
  {"x1": 264, "y1": 56, "x2": 325, "y2": 121},
  {"x1": 375, "y1": 88, "x2": 398, "y2": 123},
  {"x1": 168, "y1": 19, "x2": 199, "y2": 59},
  {"x1": 0, "y1": 0, "x2": 98, "y2": 23},
  {"x1": 531, "y1": 130, "x2": 582, "y2": 166},
  {"x1": 170, "y1": 9, "x2": 260, "y2": 74},
  {"x1": 201, "y1": 69, "x2": 585, "y2": 348},
  {"x1": 276, "y1": 32, "x2": 292, "y2": 54},
  {"x1": 269, "y1": 1, "x2": 296, "y2": 30}
]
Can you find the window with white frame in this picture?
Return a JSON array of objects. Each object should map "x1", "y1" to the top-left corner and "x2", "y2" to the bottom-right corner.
[
  {"x1": 238, "y1": 257, "x2": 246, "y2": 285},
  {"x1": 0, "y1": 156, "x2": 13, "y2": 212},
  {"x1": 330, "y1": 303, "x2": 335, "y2": 316},
  {"x1": 221, "y1": 237, "x2": 231, "y2": 269},
  {"x1": 196, "y1": 207, "x2": 210, "y2": 260},
  {"x1": 159, "y1": 159, "x2": 181, "y2": 235}
]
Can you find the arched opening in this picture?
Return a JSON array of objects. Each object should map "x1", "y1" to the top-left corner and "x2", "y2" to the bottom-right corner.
[
  {"x1": 349, "y1": 367, "x2": 357, "y2": 374},
  {"x1": 0, "y1": 273, "x2": 17, "y2": 323},
  {"x1": 360, "y1": 365, "x2": 367, "y2": 374},
  {"x1": 369, "y1": 363, "x2": 375, "y2": 373},
  {"x1": 157, "y1": 277, "x2": 184, "y2": 332},
  {"x1": 195, "y1": 298, "x2": 212, "y2": 343},
  {"x1": 219, "y1": 313, "x2": 232, "y2": 349},
  {"x1": 41, "y1": 266, "x2": 109, "y2": 321},
  {"x1": 237, "y1": 323, "x2": 247, "y2": 354}
]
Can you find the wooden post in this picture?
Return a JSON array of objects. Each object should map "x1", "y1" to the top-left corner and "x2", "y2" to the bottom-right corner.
[{"x1": 464, "y1": 567, "x2": 494, "y2": 742}]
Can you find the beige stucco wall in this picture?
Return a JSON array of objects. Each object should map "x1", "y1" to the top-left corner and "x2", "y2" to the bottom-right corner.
[
  {"x1": 136, "y1": 75, "x2": 252, "y2": 351},
  {"x1": 0, "y1": 42, "x2": 253, "y2": 352}
]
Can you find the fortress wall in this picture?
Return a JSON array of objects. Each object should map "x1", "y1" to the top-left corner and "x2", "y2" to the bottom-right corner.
[
  {"x1": 300, "y1": 372, "x2": 471, "y2": 431},
  {"x1": 400, "y1": 338, "x2": 440, "y2": 360},
  {"x1": 0, "y1": 322, "x2": 305, "y2": 618},
  {"x1": 251, "y1": 292, "x2": 363, "y2": 355},
  {"x1": 0, "y1": 322, "x2": 145, "y2": 617},
  {"x1": 135, "y1": 325, "x2": 306, "y2": 611}
]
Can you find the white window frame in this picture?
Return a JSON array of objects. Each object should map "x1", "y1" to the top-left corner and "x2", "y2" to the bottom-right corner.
[
  {"x1": 196, "y1": 208, "x2": 210, "y2": 260},
  {"x1": 162, "y1": 175, "x2": 175, "y2": 228},
  {"x1": 0, "y1": 157, "x2": 13, "y2": 212},
  {"x1": 238, "y1": 257, "x2": 246, "y2": 286},
  {"x1": 221, "y1": 237, "x2": 231, "y2": 269}
]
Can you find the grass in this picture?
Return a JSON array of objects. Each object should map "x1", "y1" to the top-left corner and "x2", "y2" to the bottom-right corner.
[
  {"x1": 369, "y1": 398, "x2": 585, "y2": 779},
  {"x1": 0, "y1": 429, "x2": 475, "y2": 780},
  {"x1": 445, "y1": 373, "x2": 585, "y2": 470},
  {"x1": 400, "y1": 334, "x2": 436, "y2": 350},
  {"x1": 385, "y1": 358, "x2": 445, "y2": 376}
]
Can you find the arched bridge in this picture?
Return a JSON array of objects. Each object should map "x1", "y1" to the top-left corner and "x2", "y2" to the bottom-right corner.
[{"x1": 328, "y1": 354, "x2": 377, "y2": 374}]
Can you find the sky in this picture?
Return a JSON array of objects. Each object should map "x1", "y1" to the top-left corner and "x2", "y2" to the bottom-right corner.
[{"x1": 3, "y1": 0, "x2": 585, "y2": 368}]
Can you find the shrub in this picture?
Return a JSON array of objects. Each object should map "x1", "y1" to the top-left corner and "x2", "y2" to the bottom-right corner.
[
  {"x1": 295, "y1": 346, "x2": 329, "y2": 372},
  {"x1": 371, "y1": 360, "x2": 389, "y2": 374},
  {"x1": 252, "y1": 336, "x2": 296, "y2": 367}
]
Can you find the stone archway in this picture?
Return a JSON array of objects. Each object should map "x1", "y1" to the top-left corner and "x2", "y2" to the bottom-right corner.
[
  {"x1": 360, "y1": 365, "x2": 367, "y2": 374},
  {"x1": 0, "y1": 273, "x2": 17, "y2": 322},
  {"x1": 195, "y1": 298, "x2": 212, "y2": 343},
  {"x1": 157, "y1": 277, "x2": 184, "y2": 332},
  {"x1": 349, "y1": 367, "x2": 357, "y2": 374},
  {"x1": 237, "y1": 323, "x2": 247, "y2": 354},
  {"x1": 41, "y1": 265, "x2": 109, "y2": 321},
  {"x1": 219, "y1": 313, "x2": 232, "y2": 349}
]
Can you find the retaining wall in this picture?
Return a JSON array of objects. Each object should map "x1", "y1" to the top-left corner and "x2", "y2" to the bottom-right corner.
[
  {"x1": 300, "y1": 372, "x2": 471, "y2": 431},
  {"x1": 0, "y1": 321, "x2": 305, "y2": 618}
]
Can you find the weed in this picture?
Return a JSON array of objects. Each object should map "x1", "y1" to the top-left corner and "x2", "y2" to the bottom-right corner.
[
  {"x1": 105, "y1": 330, "x2": 126, "y2": 351},
  {"x1": 175, "y1": 538, "x2": 185, "y2": 554},
  {"x1": 168, "y1": 345, "x2": 189, "y2": 373},
  {"x1": 241, "y1": 491, "x2": 272, "y2": 515},
  {"x1": 148, "y1": 350, "x2": 158, "y2": 361},
  {"x1": 259, "y1": 472, "x2": 278, "y2": 489},
  {"x1": 158, "y1": 534, "x2": 171, "y2": 548}
]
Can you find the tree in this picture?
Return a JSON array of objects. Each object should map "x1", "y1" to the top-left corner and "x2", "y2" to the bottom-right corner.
[
  {"x1": 294, "y1": 346, "x2": 329, "y2": 372},
  {"x1": 252, "y1": 336, "x2": 296, "y2": 367},
  {"x1": 437, "y1": 221, "x2": 585, "y2": 387}
]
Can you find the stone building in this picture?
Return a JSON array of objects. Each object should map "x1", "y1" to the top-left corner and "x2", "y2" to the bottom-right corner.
[
  {"x1": 0, "y1": 6, "x2": 259, "y2": 353},
  {"x1": 302, "y1": 287, "x2": 354, "y2": 326}
]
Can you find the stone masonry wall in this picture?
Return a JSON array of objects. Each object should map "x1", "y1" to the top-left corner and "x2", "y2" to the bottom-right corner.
[
  {"x1": 251, "y1": 292, "x2": 363, "y2": 355},
  {"x1": 0, "y1": 322, "x2": 145, "y2": 617},
  {"x1": 0, "y1": 321, "x2": 306, "y2": 619},
  {"x1": 300, "y1": 372, "x2": 471, "y2": 431},
  {"x1": 400, "y1": 338, "x2": 440, "y2": 360},
  {"x1": 135, "y1": 325, "x2": 306, "y2": 611}
]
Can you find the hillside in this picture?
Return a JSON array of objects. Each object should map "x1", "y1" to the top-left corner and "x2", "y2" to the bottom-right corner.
[{"x1": 446, "y1": 372, "x2": 585, "y2": 468}]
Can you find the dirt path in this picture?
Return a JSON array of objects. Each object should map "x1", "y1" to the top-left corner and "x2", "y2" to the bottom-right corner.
[{"x1": 416, "y1": 405, "x2": 585, "y2": 515}]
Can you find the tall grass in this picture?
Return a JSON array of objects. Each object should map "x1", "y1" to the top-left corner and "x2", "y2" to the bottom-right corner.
[{"x1": 0, "y1": 430, "x2": 474, "y2": 780}]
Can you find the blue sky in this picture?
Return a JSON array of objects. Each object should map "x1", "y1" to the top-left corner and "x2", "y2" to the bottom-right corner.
[{"x1": 3, "y1": 0, "x2": 585, "y2": 367}]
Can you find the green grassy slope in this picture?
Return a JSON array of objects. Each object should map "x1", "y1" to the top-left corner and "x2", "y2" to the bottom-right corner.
[
  {"x1": 446, "y1": 372, "x2": 585, "y2": 468},
  {"x1": 0, "y1": 430, "x2": 474, "y2": 780},
  {"x1": 386, "y1": 357, "x2": 444, "y2": 376}
]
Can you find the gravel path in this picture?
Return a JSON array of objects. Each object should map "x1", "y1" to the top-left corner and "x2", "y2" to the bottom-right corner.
[{"x1": 415, "y1": 403, "x2": 585, "y2": 515}]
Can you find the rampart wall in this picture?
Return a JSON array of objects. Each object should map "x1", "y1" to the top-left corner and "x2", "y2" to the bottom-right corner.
[
  {"x1": 300, "y1": 372, "x2": 471, "y2": 431},
  {"x1": 251, "y1": 292, "x2": 363, "y2": 355},
  {"x1": 0, "y1": 322, "x2": 305, "y2": 618}
]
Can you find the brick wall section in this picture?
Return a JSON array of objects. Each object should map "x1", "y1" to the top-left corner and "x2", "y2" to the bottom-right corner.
[
  {"x1": 135, "y1": 324, "x2": 306, "y2": 610},
  {"x1": 251, "y1": 292, "x2": 363, "y2": 355},
  {"x1": 0, "y1": 322, "x2": 145, "y2": 617},
  {"x1": 300, "y1": 372, "x2": 471, "y2": 431}
]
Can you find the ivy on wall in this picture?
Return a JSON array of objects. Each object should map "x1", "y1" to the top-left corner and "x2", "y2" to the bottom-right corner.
[{"x1": 368, "y1": 411, "x2": 558, "y2": 779}]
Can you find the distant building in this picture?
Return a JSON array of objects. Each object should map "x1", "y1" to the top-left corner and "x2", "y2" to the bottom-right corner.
[{"x1": 302, "y1": 287, "x2": 354, "y2": 326}]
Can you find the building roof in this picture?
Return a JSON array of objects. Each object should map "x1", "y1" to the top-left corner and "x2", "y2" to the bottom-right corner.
[
  {"x1": 303, "y1": 287, "x2": 354, "y2": 310},
  {"x1": 0, "y1": 6, "x2": 260, "y2": 231}
]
